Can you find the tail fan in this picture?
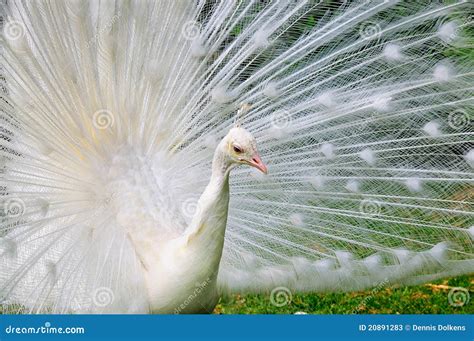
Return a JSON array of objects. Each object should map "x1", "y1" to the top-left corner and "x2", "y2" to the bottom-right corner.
[{"x1": 0, "y1": 0, "x2": 473, "y2": 313}]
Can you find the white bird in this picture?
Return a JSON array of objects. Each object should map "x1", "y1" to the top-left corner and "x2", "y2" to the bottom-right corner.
[
  {"x1": 0, "y1": 0, "x2": 473, "y2": 314},
  {"x1": 136, "y1": 127, "x2": 267, "y2": 313}
]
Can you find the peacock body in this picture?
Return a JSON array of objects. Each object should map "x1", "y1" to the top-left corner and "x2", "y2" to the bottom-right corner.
[{"x1": 0, "y1": 0, "x2": 473, "y2": 313}]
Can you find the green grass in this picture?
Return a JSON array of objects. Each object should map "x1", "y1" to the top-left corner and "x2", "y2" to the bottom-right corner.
[
  {"x1": 214, "y1": 275, "x2": 473, "y2": 314},
  {"x1": 0, "y1": 275, "x2": 471, "y2": 314}
]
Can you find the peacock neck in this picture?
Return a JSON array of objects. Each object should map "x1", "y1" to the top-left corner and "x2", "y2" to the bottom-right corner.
[
  {"x1": 208, "y1": 147, "x2": 233, "y2": 193},
  {"x1": 184, "y1": 145, "x2": 232, "y2": 248}
]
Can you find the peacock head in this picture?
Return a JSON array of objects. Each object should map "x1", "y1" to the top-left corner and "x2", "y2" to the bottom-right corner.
[{"x1": 220, "y1": 127, "x2": 267, "y2": 174}]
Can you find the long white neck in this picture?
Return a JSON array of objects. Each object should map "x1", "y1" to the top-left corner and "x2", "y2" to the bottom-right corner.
[{"x1": 184, "y1": 142, "x2": 232, "y2": 260}]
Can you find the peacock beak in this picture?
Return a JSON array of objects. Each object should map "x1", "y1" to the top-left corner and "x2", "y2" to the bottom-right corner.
[{"x1": 249, "y1": 153, "x2": 268, "y2": 174}]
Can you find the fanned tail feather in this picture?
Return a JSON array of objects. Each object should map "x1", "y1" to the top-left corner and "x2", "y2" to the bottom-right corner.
[{"x1": 0, "y1": 0, "x2": 473, "y2": 313}]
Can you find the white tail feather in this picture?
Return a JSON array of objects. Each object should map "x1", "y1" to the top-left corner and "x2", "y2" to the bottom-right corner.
[{"x1": 0, "y1": 0, "x2": 472, "y2": 313}]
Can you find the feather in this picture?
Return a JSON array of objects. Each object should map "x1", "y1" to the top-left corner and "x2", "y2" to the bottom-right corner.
[{"x1": 0, "y1": 0, "x2": 472, "y2": 313}]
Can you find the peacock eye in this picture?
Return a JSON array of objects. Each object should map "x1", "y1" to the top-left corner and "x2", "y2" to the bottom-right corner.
[{"x1": 233, "y1": 145, "x2": 243, "y2": 153}]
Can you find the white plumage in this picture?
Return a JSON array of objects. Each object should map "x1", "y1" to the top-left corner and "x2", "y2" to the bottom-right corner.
[{"x1": 0, "y1": 0, "x2": 473, "y2": 314}]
